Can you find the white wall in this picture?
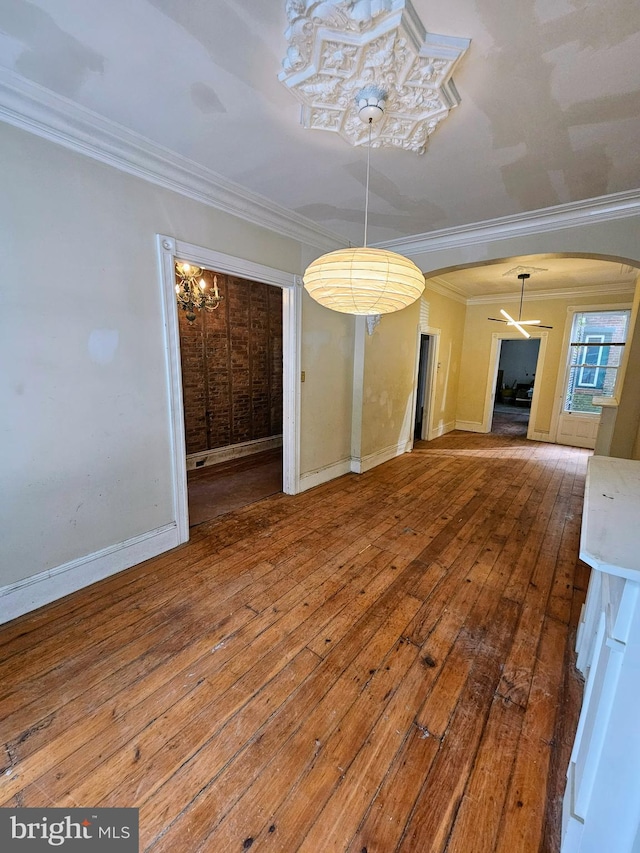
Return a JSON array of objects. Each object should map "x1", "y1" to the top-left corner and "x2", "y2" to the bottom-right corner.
[{"x1": 0, "y1": 123, "x2": 353, "y2": 615}]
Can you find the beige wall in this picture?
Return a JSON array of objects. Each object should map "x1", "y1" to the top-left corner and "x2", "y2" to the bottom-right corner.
[
  {"x1": 357, "y1": 284, "x2": 466, "y2": 461},
  {"x1": 422, "y1": 287, "x2": 466, "y2": 436},
  {"x1": 407, "y1": 213, "x2": 640, "y2": 443},
  {"x1": 300, "y1": 293, "x2": 354, "y2": 473},
  {"x1": 458, "y1": 292, "x2": 633, "y2": 436},
  {"x1": 610, "y1": 277, "x2": 640, "y2": 459},
  {"x1": 361, "y1": 301, "x2": 420, "y2": 459}
]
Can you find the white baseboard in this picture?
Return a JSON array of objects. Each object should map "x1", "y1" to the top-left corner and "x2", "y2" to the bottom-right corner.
[
  {"x1": 0, "y1": 523, "x2": 180, "y2": 625},
  {"x1": 186, "y1": 435, "x2": 282, "y2": 471},
  {"x1": 428, "y1": 421, "x2": 456, "y2": 440},
  {"x1": 455, "y1": 420, "x2": 486, "y2": 433},
  {"x1": 352, "y1": 439, "x2": 412, "y2": 474},
  {"x1": 298, "y1": 458, "x2": 352, "y2": 492}
]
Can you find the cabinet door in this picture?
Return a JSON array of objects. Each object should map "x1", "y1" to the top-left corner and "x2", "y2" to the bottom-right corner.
[
  {"x1": 570, "y1": 613, "x2": 624, "y2": 821},
  {"x1": 576, "y1": 570, "x2": 602, "y2": 675}
]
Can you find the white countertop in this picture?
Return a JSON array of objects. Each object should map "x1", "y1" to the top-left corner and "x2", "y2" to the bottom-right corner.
[{"x1": 580, "y1": 456, "x2": 640, "y2": 580}]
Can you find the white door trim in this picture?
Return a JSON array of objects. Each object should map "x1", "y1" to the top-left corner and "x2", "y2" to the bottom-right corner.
[
  {"x1": 157, "y1": 235, "x2": 301, "y2": 543},
  {"x1": 484, "y1": 331, "x2": 548, "y2": 439}
]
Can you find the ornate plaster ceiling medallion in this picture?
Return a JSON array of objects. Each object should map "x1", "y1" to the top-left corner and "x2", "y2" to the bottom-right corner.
[
  {"x1": 279, "y1": 1, "x2": 470, "y2": 153},
  {"x1": 502, "y1": 265, "x2": 548, "y2": 277}
]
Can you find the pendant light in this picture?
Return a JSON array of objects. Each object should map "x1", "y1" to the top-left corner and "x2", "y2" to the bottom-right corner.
[
  {"x1": 303, "y1": 88, "x2": 425, "y2": 316},
  {"x1": 488, "y1": 273, "x2": 552, "y2": 338}
]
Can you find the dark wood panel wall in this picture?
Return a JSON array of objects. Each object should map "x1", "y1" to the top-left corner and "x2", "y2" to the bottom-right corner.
[{"x1": 178, "y1": 271, "x2": 283, "y2": 455}]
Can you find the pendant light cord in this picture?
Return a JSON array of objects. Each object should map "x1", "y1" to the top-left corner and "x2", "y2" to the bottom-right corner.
[
  {"x1": 518, "y1": 276, "x2": 524, "y2": 321},
  {"x1": 363, "y1": 117, "x2": 372, "y2": 248}
]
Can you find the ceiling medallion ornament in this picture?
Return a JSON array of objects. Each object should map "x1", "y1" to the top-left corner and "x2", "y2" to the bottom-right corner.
[{"x1": 279, "y1": 0, "x2": 470, "y2": 153}]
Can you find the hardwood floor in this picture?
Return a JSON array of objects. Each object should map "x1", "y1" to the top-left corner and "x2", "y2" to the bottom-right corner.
[
  {"x1": 187, "y1": 449, "x2": 283, "y2": 526},
  {"x1": 0, "y1": 431, "x2": 590, "y2": 852}
]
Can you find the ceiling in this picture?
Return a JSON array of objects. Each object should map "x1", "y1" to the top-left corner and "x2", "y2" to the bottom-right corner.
[
  {"x1": 429, "y1": 256, "x2": 639, "y2": 301},
  {"x1": 1, "y1": 0, "x2": 639, "y2": 297}
]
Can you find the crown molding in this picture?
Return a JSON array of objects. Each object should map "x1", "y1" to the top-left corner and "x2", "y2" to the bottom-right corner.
[
  {"x1": 423, "y1": 275, "x2": 467, "y2": 303},
  {"x1": 3, "y1": 67, "x2": 639, "y2": 262},
  {"x1": 467, "y1": 281, "x2": 636, "y2": 305},
  {"x1": 375, "y1": 188, "x2": 640, "y2": 256},
  {"x1": 424, "y1": 276, "x2": 635, "y2": 306},
  {"x1": 0, "y1": 67, "x2": 345, "y2": 252}
]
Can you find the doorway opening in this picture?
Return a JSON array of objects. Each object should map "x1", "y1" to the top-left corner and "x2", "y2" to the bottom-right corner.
[
  {"x1": 187, "y1": 448, "x2": 283, "y2": 526},
  {"x1": 157, "y1": 234, "x2": 300, "y2": 546},
  {"x1": 414, "y1": 334, "x2": 433, "y2": 440},
  {"x1": 177, "y1": 269, "x2": 285, "y2": 526},
  {"x1": 488, "y1": 337, "x2": 542, "y2": 438}
]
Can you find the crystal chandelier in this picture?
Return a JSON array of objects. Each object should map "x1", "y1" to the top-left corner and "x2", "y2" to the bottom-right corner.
[{"x1": 175, "y1": 262, "x2": 223, "y2": 322}]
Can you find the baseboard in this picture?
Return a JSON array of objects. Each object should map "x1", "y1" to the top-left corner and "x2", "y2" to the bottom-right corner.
[
  {"x1": 298, "y1": 458, "x2": 352, "y2": 492},
  {"x1": 455, "y1": 420, "x2": 486, "y2": 433},
  {"x1": 428, "y1": 420, "x2": 456, "y2": 440},
  {"x1": 352, "y1": 439, "x2": 412, "y2": 474},
  {"x1": 0, "y1": 523, "x2": 180, "y2": 625},
  {"x1": 186, "y1": 435, "x2": 282, "y2": 471}
]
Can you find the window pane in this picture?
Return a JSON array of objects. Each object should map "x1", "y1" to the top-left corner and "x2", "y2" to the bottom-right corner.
[
  {"x1": 570, "y1": 310, "x2": 630, "y2": 345},
  {"x1": 564, "y1": 366, "x2": 620, "y2": 413}
]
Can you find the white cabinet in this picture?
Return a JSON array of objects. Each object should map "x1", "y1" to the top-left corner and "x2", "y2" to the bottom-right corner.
[{"x1": 563, "y1": 457, "x2": 640, "y2": 852}]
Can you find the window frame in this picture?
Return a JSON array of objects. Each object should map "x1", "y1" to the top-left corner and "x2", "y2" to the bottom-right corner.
[{"x1": 562, "y1": 308, "x2": 630, "y2": 415}]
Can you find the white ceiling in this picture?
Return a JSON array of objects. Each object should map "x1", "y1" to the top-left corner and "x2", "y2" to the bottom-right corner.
[{"x1": 1, "y1": 0, "x2": 639, "y2": 297}]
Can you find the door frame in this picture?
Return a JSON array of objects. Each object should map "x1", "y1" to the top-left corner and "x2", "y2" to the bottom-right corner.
[
  {"x1": 157, "y1": 234, "x2": 301, "y2": 544},
  {"x1": 484, "y1": 331, "x2": 548, "y2": 439},
  {"x1": 549, "y1": 301, "x2": 632, "y2": 444},
  {"x1": 409, "y1": 324, "x2": 440, "y2": 445}
]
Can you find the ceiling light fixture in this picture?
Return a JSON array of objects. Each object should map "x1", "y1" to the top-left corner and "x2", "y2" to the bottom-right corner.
[
  {"x1": 175, "y1": 261, "x2": 223, "y2": 322},
  {"x1": 488, "y1": 273, "x2": 552, "y2": 338},
  {"x1": 303, "y1": 87, "x2": 425, "y2": 316}
]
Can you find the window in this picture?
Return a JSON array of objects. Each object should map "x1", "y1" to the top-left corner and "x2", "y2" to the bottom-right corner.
[
  {"x1": 563, "y1": 309, "x2": 630, "y2": 414},
  {"x1": 578, "y1": 334, "x2": 606, "y2": 388}
]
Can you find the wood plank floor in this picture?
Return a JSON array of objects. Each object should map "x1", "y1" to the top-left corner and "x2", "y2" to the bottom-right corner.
[
  {"x1": 0, "y1": 431, "x2": 590, "y2": 852},
  {"x1": 187, "y1": 449, "x2": 283, "y2": 526}
]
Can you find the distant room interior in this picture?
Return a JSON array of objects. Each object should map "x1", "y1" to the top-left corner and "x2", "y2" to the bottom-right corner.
[
  {"x1": 176, "y1": 268, "x2": 284, "y2": 525},
  {"x1": 492, "y1": 338, "x2": 541, "y2": 437}
]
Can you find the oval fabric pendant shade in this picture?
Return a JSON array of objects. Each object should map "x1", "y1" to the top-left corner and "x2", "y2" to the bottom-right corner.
[{"x1": 303, "y1": 246, "x2": 425, "y2": 315}]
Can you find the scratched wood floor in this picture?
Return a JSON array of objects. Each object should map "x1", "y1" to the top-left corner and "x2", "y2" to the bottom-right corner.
[{"x1": 0, "y1": 431, "x2": 590, "y2": 852}]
